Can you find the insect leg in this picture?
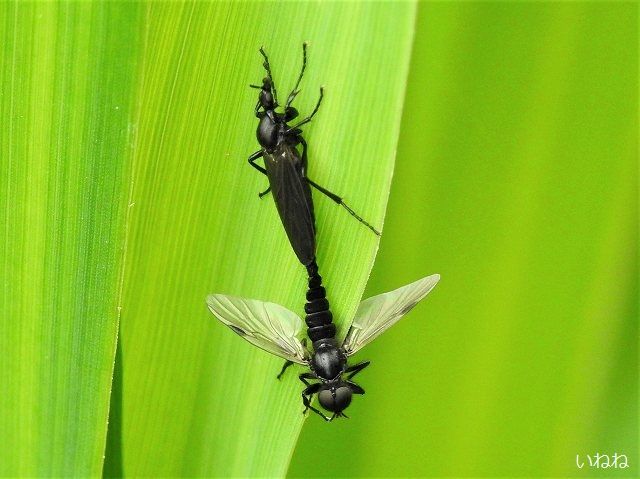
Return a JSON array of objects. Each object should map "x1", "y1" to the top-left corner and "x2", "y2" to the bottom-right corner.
[
  {"x1": 258, "y1": 186, "x2": 272, "y2": 198},
  {"x1": 298, "y1": 136, "x2": 309, "y2": 174},
  {"x1": 288, "y1": 87, "x2": 324, "y2": 131},
  {"x1": 305, "y1": 179, "x2": 381, "y2": 235},
  {"x1": 254, "y1": 99, "x2": 261, "y2": 116},
  {"x1": 304, "y1": 399, "x2": 329, "y2": 421},
  {"x1": 277, "y1": 360, "x2": 294, "y2": 380},
  {"x1": 344, "y1": 360, "x2": 370, "y2": 380},
  {"x1": 298, "y1": 372, "x2": 316, "y2": 387},
  {"x1": 346, "y1": 381, "x2": 365, "y2": 395},
  {"x1": 285, "y1": 43, "x2": 307, "y2": 109},
  {"x1": 248, "y1": 150, "x2": 272, "y2": 197},
  {"x1": 283, "y1": 133, "x2": 309, "y2": 176},
  {"x1": 301, "y1": 383, "x2": 330, "y2": 421},
  {"x1": 248, "y1": 150, "x2": 267, "y2": 175}
]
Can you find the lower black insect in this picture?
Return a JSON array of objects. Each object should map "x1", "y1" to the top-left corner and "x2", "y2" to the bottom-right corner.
[
  {"x1": 207, "y1": 270, "x2": 440, "y2": 421},
  {"x1": 246, "y1": 43, "x2": 380, "y2": 267}
]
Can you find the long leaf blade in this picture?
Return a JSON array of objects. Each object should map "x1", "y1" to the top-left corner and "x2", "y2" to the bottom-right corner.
[
  {"x1": 117, "y1": 2, "x2": 416, "y2": 476},
  {"x1": 0, "y1": 2, "x2": 140, "y2": 476}
]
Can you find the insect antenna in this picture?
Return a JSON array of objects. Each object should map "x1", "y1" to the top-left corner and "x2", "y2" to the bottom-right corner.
[
  {"x1": 259, "y1": 46, "x2": 278, "y2": 105},
  {"x1": 286, "y1": 42, "x2": 308, "y2": 109}
]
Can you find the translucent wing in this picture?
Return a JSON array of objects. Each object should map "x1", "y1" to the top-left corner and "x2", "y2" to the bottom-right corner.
[
  {"x1": 206, "y1": 294, "x2": 308, "y2": 364},
  {"x1": 342, "y1": 274, "x2": 440, "y2": 356}
]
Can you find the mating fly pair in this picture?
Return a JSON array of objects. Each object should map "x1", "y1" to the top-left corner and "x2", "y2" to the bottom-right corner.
[
  {"x1": 206, "y1": 44, "x2": 439, "y2": 421},
  {"x1": 246, "y1": 42, "x2": 379, "y2": 266}
]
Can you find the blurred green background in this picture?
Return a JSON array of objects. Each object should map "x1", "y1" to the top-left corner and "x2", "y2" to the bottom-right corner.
[{"x1": 290, "y1": 2, "x2": 637, "y2": 478}]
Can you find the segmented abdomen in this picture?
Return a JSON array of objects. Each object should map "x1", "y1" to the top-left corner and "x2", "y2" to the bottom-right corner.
[{"x1": 304, "y1": 260, "x2": 336, "y2": 346}]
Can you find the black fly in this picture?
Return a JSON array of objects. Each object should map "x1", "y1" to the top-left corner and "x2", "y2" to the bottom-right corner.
[
  {"x1": 207, "y1": 272, "x2": 440, "y2": 421},
  {"x1": 246, "y1": 43, "x2": 380, "y2": 266}
]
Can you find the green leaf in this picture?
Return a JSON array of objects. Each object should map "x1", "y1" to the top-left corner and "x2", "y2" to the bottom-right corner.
[
  {"x1": 2, "y1": 2, "x2": 415, "y2": 476},
  {"x1": 114, "y1": 3, "x2": 416, "y2": 477},
  {"x1": 0, "y1": 2, "x2": 141, "y2": 476}
]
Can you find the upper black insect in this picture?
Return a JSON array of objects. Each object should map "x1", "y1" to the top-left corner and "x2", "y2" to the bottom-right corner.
[{"x1": 247, "y1": 43, "x2": 380, "y2": 266}]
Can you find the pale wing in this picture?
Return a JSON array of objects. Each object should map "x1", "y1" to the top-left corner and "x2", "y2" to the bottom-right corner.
[
  {"x1": 342, "y1": 274, "x2": 440, "y2": 356},
  {"x1": 206, "y1": 294, "x2": 308, "y2": 364}
]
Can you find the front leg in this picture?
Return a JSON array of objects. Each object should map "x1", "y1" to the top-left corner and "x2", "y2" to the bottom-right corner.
[
  {"x1": 248, "y1": 150, "x2": 267, "y2": 175},
  {"x1": 287, "y1": 87, "x2": 324, "y2": 131},
  {"x1": 346, "y1": 381, "x2": 365, "y2": 395},
  {"x1": 248, "y1": 150, "x2": 272, "y2": 197},
  {"x1": 344, "y1": 360, "x2": 370, "y2": 380},
  {"x1": 298, "y1": 372, "x2": 316, "y2": 387},
  {"x1": 301, "y1": 383, "x2": 330, "y2": 421}
]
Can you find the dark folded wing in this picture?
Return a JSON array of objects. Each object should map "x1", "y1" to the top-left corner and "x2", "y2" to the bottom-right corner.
[{"x1": 264, "y1": 144, "x2": 316, "y2": 265}]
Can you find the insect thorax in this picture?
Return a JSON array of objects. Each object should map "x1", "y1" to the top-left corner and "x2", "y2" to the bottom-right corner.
[
  {"x1": 310, "y1": 342, "x2": 346, "y2": 381},
  {"x1": 256, "y1": 114, "x2": 279, "y2": 150}
]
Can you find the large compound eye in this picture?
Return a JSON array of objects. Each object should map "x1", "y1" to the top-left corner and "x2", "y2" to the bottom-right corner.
[
  {"x1": 334, "y1": 386, "x2": 353, "y2": 411},
  {"x1": 318, "y1": 389, "x2": 335, "y2": 412},
  {"x1": 318, "y1": 385, "x2": 353, "y2": 413}
]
